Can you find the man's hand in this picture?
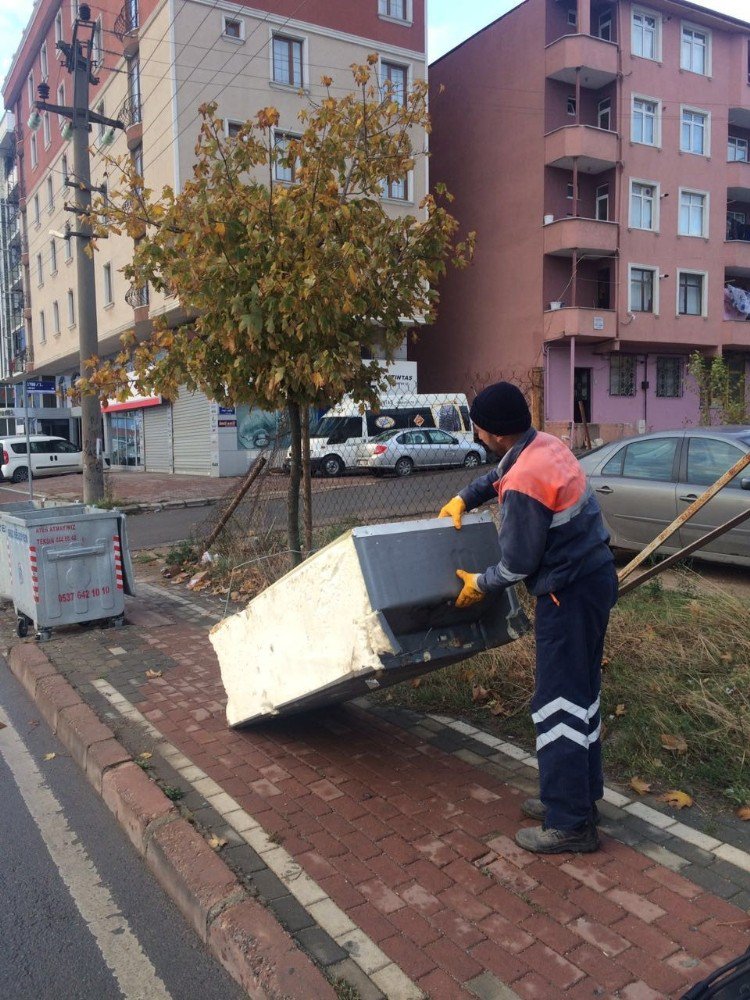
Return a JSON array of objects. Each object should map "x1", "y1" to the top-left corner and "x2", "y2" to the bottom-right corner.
[
  {"x1": 455, "y1": 569, "x2": 484, "y2": 608},
  {"x1": 439, "y1": 496, "x2": 466, "y2": 530}
]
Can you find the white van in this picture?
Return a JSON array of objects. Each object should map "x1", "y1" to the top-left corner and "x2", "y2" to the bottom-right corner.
[
  {"x1": 0, "y1": 435, "x2": 83, "y2": 483},
  {"x1": 292, "y1": 394, "x2": 480, "y2": 477}
]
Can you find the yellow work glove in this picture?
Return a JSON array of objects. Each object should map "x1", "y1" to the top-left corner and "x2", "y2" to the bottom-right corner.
[
  {"x1": 455, "y1": 569, "x2": 485, "y2": 608},
  {"x1": 439, "y1": 495, "x2": 466, "y2": 530}
]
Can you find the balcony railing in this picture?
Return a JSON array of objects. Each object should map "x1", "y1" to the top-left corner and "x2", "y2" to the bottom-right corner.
[
  {"x1": 726, "y1": 218, "x2": 750, "y2": 242},
  {"x1": 11, "y1": 349, "x2": 30, "y2": 374},
  {"x1": 114, "y1": 0, "x2": 139, "y2": 39},
  {"x1": 119, "y1": 95, "x2": 142, "y2": 129},
  {"x1": 125, "y1": 283, "x2": 149, "y2": 308}
]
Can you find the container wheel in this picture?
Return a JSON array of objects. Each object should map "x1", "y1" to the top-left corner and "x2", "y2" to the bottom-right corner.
[{"x1": 16, "y1": 617, "x2": 28, "y2": 638}]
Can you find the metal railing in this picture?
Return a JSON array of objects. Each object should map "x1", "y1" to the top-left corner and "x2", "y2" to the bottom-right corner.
[
  {"x1": 125, "y1": 283, "x2": 149, "y2": 308},
  {"x1": 114, "y1": 0, "x2": 139, "y2": 40},
  {"x1": 118, "y1": 95, "x2": 141, "y2": 129}
]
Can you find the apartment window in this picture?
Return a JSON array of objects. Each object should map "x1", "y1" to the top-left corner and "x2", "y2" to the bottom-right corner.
[
  {"x1": 27, "y1": 72, "x2": 34, "y2": 108},
  {"x1": 47, "y1": 175, "x2": 54, "y2": 211},
  {"x1": 383, "y1": 175, "x2": 408, "y2": 201},
  {"x1": 597, "y1": 98, "x2": 611, "y2": 131},
  {"x1": 566, "y1": 181, "x2": 578, "y2": 200},
  {"x1": 567, "y1": 96, "x2": 577, "y2": 117},
  {"x1": 61, "y1": 154, "x2": 69, "y2": 191},
  {"x1": 681, "y1": 25, "x2": 709, "y2": 75},
  {"x1": 222, "y1": 16, "x2": 243, "y2": 40},
  {"x1": 632, "y1": 8, "x2": 659, "y2": 60},
  {"x1": 127, "y1": 57, "x2": 141, "y2": 119},
  {"x1": 57, "y1": 83, "x2": 66, "y2": 128},
  {"x1": 679, "y1": 189, "x2": 707, "y2": 237},
  {"x1": 103, "y1": 263, "x2": 113, "y2": 305},
  {"x1": 132, "y1": 143, "x2": 143, "y2": 180},
  {"x1": 678, "y1": 271, "x2": 705, "y2": 315},
  {"x1": 728, "y1": 136, "x2": 748, "y2": 162},
  {"x1": 55, "y1": 10, "x2": 63, "y2": 43},
  {"x1": 39, "y1": 311, "x2": 46, "y2": 344},
  {"x1": 52, "y1": 300, "x2": 60, "y2": 335},
  {"x1": 67, "y1": 289, "x2": 75, "y2": 326},
  {"x1": 30, "y1": 132, "x2": 38, "y2": 167},
  {"x1": 629, "y1": 266, "x2": 656, "y2": 313},
  {"x1": 598, "y1": 12, "x2": 612, "y2": 41},
  {"x1": 567, "y1": 8, "x2": 577, "y2": 27},
  {"x1": 681, "y1": 108, "x2": 708, "y2": 155},
  {"x1": 274, "y1": 131, "x2": 299, "y2": 182},
  {"x1": 43, "y1": 112, "x2": 51, "y2": 148},
  {"x1": 226, "y1": 120, "x2": 242, "y2": 138},
  {"x1": 610, "y1": 355, "x2": 637, "y2": 396},
  {"x1": 50, "y1": 238, "x2": 57, "y2": 274},
  {"x1": 40, "y1": 42, "x2": 48, "y2": 80},
  {"x1": 97, "y1": 100, "x2": 106, "y2": 138},
  {"x1": 65, "y1": 233, "x2": 73, "y2": 261},
  {"x1": 92, "y1": 19, "x2": 102, "y2": 66},
  {"x1": 272, "y1": 35, "x2": 303, "y2": 88},
  {"x1": 381, "y1": 61, "x2": 407, "y2": 106},
  {"x1": 33, "y1": 194, "x2": 40, "y2": 226},
  {"x1": 727, "y1": 210, "x2": 746, "y2": 239},
  {"x1": 632, "y1": 97, "x2": 658, "y2": 145},
  {"x1": 378, "y1": 0, "x2": 408, "y2": 20},
  {"x1": 630, "y1": 181, "x2": 656, "y2": 230},
  {"x1": 656, "y1": 357, "x2": 683, "y2": 397},
  {"x1": 595, "y1": 184, "x2": 609, "y2": 221},
  {"x1": 37, "y1": 253, "x2": 44, "y2": 286}
]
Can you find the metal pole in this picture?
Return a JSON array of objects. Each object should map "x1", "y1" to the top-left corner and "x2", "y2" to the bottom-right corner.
[
  {"x1": 23, "y1": 379, "x2": 33, "y2": 501},
  {"x1": 72, "y1": 28, "x2": 104, "y2": 503}
]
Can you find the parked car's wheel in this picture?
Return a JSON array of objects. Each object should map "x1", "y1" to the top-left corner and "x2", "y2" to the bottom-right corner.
[
  {"x1": 394, "y1": 457, "x2": 414, "y2": 477},
  {"x1": 321, "y1": 454, "x2": 344, "y2": 477},
  {"x1": 463, "y1": 451, "x2": 482, "y2": 468},
  {"x1": 12, "y1": 466, "x2": 29, "y2": 483}
]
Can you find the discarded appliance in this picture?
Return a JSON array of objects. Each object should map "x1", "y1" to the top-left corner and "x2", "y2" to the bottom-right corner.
[{"x1": 210, "y1": 514, "x2": 531, "y2": 728}]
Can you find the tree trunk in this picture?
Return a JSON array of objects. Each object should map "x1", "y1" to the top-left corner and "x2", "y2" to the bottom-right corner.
[
  {"x1": 286, "y1": 401, "x2": 303, "y2": 567},
  {"x1": 301, "y1": 406, "x2": 313, "y2": 556}
]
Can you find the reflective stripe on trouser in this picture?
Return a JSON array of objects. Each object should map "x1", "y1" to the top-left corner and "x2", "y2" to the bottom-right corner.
[{"x1": 532, "y1": 561, "x2": 618, "y2": 831}]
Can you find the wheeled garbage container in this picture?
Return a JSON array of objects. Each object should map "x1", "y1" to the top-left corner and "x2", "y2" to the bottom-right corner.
[
  {"x1": 0, "y1": 501, "x2": 39, "y2": 601},
  {"x1": 4, "y1": 506, "x2": 134, "y2": 639},
  {"x1": 210, "y1": 513, "x2": 531, "y2": 728}
]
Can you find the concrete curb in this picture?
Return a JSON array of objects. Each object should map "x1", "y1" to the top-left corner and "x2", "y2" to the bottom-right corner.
[{"x1": 7, "y1": 641, "x2": 335, "y2": 1000}]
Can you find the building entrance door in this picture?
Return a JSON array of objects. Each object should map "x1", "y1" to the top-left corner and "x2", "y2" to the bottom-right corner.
[
  {"x1": 109, "y1": 410, "x2": 144, "y2": 467},
  {"x1": 574, "y1": 368, "x2": 592, "y2": 423}
]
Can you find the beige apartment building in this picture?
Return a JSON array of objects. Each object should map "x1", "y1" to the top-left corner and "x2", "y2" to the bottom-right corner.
[{"x1": 2, "y1": 0, "x2": 426, "y2": 474}]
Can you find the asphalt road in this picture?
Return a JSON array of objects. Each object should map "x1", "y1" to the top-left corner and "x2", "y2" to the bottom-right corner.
[
  {"x1": 0, "y1": 660, "x2": 244, "y2": 1000},
  {"x1": 127, "y1": 465, "x2": 485, "y2": 549}
]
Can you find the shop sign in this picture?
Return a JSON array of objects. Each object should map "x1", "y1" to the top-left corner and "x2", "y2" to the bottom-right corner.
[
  {"x1": 102, "y1": 373, "x2": 162, "y2": 413},
  {"x1": 218, "y1": 419, "x2": 237, "y2": 428}
]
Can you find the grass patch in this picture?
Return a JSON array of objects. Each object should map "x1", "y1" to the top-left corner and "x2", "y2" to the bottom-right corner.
[{"x1": 376, "y1": 568, "x2": 750, "y2": 812}]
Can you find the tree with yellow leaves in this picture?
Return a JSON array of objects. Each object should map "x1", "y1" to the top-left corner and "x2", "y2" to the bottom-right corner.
[{"x1": 85, "y1": 57, "x2": 474, "y2": 563}]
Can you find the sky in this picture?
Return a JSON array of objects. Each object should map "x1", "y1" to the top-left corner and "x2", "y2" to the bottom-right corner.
[{"x1": 1, "y1": 0, "x2": 750, "y2": 95}]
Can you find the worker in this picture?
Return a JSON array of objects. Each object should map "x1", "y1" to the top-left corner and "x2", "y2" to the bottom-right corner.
[{"x1": 439, "y1": 381, "x2": 617, "y2": 854}]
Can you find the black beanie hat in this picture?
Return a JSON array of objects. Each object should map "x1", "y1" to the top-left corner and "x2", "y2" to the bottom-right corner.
[{"x1": 470, "y1": 382, "x2": 532, "y2": 436}]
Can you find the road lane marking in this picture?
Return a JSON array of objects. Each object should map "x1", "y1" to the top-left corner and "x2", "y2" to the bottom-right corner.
[{"x1": 0, "y1": 712, "x2": 172, "y2": 1000}]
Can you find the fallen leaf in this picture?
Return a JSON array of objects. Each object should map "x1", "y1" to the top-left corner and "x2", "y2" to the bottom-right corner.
[
  {"x1": 719, "y1": 652, "x2": 733, "y2": 663},
  {"x1": 145, "y1": 669, "x2": 162, "y2": 679},
  {"x1": 615, "y1": 704, "x2": 627, "y2": 717},
  {"x1": 43, "y1": 752, "x2": 56, "y2": 761},
  {"x1": 187, "y1": 570, "x2": 209, "y2": 590},
  {"x1": 660, "y1": 733, "x2": 688, "y2": 753},
  {"x1": 601, "y1": 657, "x2": 610, "y2": 667},
  {"x1": 208, "y1": 834, "x2": 228, "y2": 850},
  {"x1": 737, "y1": 805, "x2": 750, "y2": 821},
  {"x1": 230, "y1": 591, "x2": 240, "y2": 601},
  {"x1": 489, "y1": 700, "x2": 509, "y2": 717},
  {"x1": 630, "y1": 776, "x2": 652, "y2": 795},
  {"x1": 659, "y1": 789, "x2": 693, "y2": 810},
  {"x1": 472, "y1": 684, "x2": 490, "y2": 704},
  {"x1": 139, "y1": 751, "x2": 153, "y2": 760},
  {"x1": 410, "y1": 678, "x2": 422, "y2": 689}
]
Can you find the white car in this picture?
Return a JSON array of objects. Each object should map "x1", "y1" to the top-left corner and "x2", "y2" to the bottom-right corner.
[
  {"x1": 357, "y1": 428, "x2": 487, "y2": 476},
  {"x1": 0, "y1": 435, "x2": 83, "y2": 483}
]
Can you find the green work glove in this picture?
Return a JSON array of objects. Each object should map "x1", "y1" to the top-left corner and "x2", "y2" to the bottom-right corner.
[
  {"x1": 455, "y1": 569, "x2": 484, "y2": 608},
  {"x1": 439, "y1": 495, "x2": 466, "y2": 530}
]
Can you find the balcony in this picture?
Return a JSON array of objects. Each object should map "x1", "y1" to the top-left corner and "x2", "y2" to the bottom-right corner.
[
  {"x1": 727, "y1": 157, "x2": 750, "y2": 201},
  {"x1": 119, "y1": 94, "x2": 142, "y2": 149},
  {"x1": 125, "y1": 283, "x2": 149, "y2": 309},
  {"x1": 114, "y1": 0, "x2": 139, "y2": 57},
  {"x1": 545, "y1": 34, "x2": 618, "y2": 89},
  {"x1": 545, "y1": 124, "x2": 618, "y2": 173},
  {"x1": 543, "y1": 216, "x2": 619, "y2": 257},
  {"x1": 544, "y1": 306, "x2": 616, "y2": 341},
  {"x1": 6, "y1": 166, "x2": 19, "y2": 199}
]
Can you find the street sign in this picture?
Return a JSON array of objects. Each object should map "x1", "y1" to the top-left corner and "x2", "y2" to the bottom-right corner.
[{"x1": 25, "y1": 379, "x2": 56, "y2": 393}]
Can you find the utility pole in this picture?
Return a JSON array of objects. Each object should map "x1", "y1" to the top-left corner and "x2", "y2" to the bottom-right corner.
[{"x1": 29, "y1": 4, "x2": 123, "y2": 503}]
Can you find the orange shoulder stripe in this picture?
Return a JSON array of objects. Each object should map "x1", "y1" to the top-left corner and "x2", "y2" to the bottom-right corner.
[{"x1": 500, "y1": 433, "x2": 586, "y2": 513}]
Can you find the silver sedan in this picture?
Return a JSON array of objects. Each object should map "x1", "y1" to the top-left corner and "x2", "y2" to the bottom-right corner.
[
  {"x1": 578, "y1": 427, "x2": 750, "y2": 567},
  {"x1": 357, "y1": 428, "x2": 487, "y2": 477}
]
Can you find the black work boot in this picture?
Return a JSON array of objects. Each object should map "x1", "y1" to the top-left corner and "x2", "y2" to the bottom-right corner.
[
  {"x1": 514, "y1": 821, "x2": 600, "y2": 855},
  {"x1": 521, "y1": 798, "x2": 601, "y2": 825}
]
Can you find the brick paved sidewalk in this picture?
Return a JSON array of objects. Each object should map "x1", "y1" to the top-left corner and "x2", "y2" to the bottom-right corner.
[{"x1": 10, "y1": 579, "x2": 750, "y2": 1000}]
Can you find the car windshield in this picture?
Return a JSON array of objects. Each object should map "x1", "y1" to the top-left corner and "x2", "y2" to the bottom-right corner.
[{"x1": 373, "y1": 429, "x2": 402, "y2": 442}]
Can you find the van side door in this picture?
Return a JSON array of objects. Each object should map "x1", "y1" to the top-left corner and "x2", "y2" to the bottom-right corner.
[
  {"x1": 50, "y1": 439, "x2": 83, "y2": 475},
  {"x1": 30, "y1": 440, "x2": 56, "y2": 477}
]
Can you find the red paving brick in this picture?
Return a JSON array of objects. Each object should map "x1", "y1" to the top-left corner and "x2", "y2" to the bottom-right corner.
[{"x1": 98, "y1": 609, "x2": 750, "y2": 1000}]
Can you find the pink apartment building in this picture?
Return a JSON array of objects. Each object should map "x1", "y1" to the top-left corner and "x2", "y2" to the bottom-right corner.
[{"x1": 414, "y1": 0, "x2": 750, "y2": 443}]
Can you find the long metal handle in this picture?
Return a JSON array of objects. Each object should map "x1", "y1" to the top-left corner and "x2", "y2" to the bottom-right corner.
[{"x1": 45, "y1": 543, "x2": 107, "y2": 560}]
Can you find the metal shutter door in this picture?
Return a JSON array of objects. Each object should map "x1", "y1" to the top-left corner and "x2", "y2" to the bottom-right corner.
[
  {"x1": 171, "y1": 386, "x2": 212, "y2": 475},
  {"x1": 143, "y1": 403, "x2": 173, "y2": 473}
]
